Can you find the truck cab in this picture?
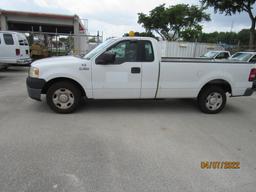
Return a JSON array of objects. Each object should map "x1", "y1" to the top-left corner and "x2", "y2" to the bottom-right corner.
[{"x1": 88, "y1": 37, "x2": 159, "y2": 99}]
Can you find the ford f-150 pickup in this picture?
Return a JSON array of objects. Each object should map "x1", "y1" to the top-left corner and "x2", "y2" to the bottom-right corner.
[{"x1": 26, "y1": 37, "x2": 256, "y2": 114}]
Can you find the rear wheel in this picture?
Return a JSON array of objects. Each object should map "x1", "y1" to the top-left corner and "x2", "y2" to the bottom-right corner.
[
  {"x1": 46, "y1": 81, "x2": 81, "y2": 113},
  {"x1": 198, "y1": 86, "x2": 226, "y2": 114}
]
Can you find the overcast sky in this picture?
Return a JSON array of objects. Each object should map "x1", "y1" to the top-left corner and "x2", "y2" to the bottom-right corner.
[{"x1": 0, "y1": 0, "x2": 253, "y2": 38}]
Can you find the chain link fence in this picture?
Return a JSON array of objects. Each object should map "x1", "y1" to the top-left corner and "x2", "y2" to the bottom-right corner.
[{"x1": 21, "y1": 31, "x2": 103, "y2": 59}]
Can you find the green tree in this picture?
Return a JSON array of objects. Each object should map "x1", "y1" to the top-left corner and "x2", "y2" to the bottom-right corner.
[
  {"x1": 199, "y1": 31, "x2": 239, "y2": 44},
  {"x1": 89, "y1": 37, "x2": 96, "y2": 43},
  {"x1": 123, "y1": 31, "x2": 157, "y2": 39},
  {"x1": 201, "y1": 0, "x2": 256, "y2": 49},
  {"x1": 136, "y1": 31, "x2": 157, "y2": 39},
  {"x1": 181, "y1": 25, "x2": 203, "y2": 42},
  {"x1": 200, "y1": 31, "x2": 219, "y2": 43},
  {"x1": 138, "y1": 4, "x2": 210, "y2": 41},
  {"x1": 238, "y1": 29, "x2": 250, "y2": 45}
]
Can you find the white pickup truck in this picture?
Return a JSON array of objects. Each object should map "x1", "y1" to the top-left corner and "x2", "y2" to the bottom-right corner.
[{"x1": 26, "y1": 37, "x2": 256, "y2": 114}]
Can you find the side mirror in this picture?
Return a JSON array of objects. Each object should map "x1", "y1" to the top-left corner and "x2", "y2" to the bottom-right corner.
[{"x1": 96, "y1": 52, "x2": 116, "y2": 64}]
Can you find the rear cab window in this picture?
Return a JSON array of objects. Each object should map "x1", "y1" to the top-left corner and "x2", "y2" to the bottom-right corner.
[
  {"x1": 139, "y1": 40, "x2": 155, "y2": 62},
  {"x1": 3, "y1": 34, "x2": 14, "y2": 45}
]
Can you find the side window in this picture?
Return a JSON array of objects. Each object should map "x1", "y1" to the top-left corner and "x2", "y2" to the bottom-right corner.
[
  {"x1": 3, "y1": 34, "x2": 14, "y2": 45},
  {"x1": 216, "y1": 52, "x2": 225, "y2": 59},
  {"x1": 141, "y1": 41, "x2": 154, "y2": 62},
  {"x1": 106, "y1": 40, "x2": 138, "y2": 64},
  {"x1": 250, "y1": 55, "x2": 256, "y2": 63},
  {"x1": 224, "y1": 52, "x2": 229, "y2": 58}
]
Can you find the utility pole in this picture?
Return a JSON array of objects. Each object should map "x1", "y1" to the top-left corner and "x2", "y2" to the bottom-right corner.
[{"x1": 230, "y1": 20, "x2": 234, "y2": 32}]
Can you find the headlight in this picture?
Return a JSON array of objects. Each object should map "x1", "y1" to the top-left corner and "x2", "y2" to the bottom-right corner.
[{"x1": 29, "y1": 67, "x2": 39, "y2": 78}]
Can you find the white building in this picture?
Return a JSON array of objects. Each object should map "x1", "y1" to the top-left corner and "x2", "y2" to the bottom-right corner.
[{"x1": 0, "y1": 9, "x2": 89, "y2": 54}]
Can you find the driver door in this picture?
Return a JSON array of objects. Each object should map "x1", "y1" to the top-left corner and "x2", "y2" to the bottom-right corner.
[{"x1": 92, "y1": 40, "x2": 142, "y2": 99}]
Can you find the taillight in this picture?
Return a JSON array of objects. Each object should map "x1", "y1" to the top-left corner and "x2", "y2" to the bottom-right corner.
[
  {"x1": 16, "y1": 49, "x2": 20, "y2": 56},
  {"x1": 249, "y1": 68, "x2": 256, "y2": 82}
]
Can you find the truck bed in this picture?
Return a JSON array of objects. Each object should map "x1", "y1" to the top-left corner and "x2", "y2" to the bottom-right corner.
[{"x1": 157, "y1": 58, "x2": 254, "y2": 98}]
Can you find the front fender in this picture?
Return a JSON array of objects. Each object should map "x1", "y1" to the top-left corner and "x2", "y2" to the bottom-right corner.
[
  {"x1": 43, "y1": 73, "x2": 92, "y2": 98},
  {"x1": 39, "y1": 60, "x2": 93, "y2": 98}
]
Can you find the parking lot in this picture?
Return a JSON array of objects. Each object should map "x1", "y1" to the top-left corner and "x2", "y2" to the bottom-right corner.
[{"x1": 0, "y1": 67, "x2": 256, "y2": 192}]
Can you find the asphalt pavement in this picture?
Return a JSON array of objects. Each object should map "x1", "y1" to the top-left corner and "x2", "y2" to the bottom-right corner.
[{"x1": 0, "y1": 67, "x2": 256, "y2": 192}]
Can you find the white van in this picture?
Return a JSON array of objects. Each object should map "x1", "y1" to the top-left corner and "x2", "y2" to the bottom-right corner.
[{"x1": 0, "y1": 31, "x2": 32, "y2": 69}]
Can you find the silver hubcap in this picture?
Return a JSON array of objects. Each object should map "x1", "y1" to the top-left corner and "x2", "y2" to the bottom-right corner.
[
  {"x1": 52, "y1": 88, "x2": 74, "y2": 109},
  {"x1": 206, "y1": 92, "x2": 223, "y2": 111}
]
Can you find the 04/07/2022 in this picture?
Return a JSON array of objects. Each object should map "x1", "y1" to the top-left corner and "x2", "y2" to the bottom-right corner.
[{"x1": 201, "y1": 161, "x2": 240, "y2": 169}]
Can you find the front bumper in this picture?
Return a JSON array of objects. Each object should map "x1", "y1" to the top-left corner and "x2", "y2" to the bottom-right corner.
[
  {"x1": 26, "y1": 77, "x2": 46, "y2": 101},
  {"x1": 17, "y1": 58, "x2": 32, "y2": 65}
]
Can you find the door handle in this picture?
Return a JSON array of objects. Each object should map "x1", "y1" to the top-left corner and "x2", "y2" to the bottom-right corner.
[{"x1": 131, "y1": 67, "x2": 141, "y2": 74}]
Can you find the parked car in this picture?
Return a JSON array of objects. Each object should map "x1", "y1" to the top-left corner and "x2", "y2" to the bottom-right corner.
[
  {"x1": 229, "y1": 52, "x2": 256, "y2": 63},
  {"x1": 200, "y1": 51, "x2": 231, "y2": 60},
  {"x1": 229, "y1": 52, "x2": 256, "y2": 88},
  {"x1": 0, "y1": 31, "x2": 32, "y2": 69},
  {"x1": 27, "y1": 37, "x2": 255, "y2": 114}
]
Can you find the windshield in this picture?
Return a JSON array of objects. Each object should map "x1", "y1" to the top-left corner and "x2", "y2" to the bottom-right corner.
[
  {"x1": 202, "y1": 51, "x2": 219, "y2": 58},
  {"x1": 230, "y1": 53, "x2": 253, "y2": 62},
  {"x1": 84, "y1": 38, "x2": 116, "y2": 60}
]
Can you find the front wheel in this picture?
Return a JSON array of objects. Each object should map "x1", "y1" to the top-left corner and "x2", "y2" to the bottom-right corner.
[
  {"x1": 46, "y1": 81, "x2": 81, "y2": 114},
  {"x1": 198, "y1": 86, "x2": 227, "y2": 114}
]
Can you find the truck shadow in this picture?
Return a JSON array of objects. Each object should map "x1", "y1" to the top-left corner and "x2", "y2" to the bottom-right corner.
[
  {"x1": 0, "y1": 66, "x2": 29, "y2": 73},
  {"x1": 80, "y1": 99, "x2": 198, "y2": 113},
  {"x1": 33, "y1": 97, "x2": 243, "y2": 115},
  {"x1": 77, "y1": 98, "x2": 243, "y2": 115}
]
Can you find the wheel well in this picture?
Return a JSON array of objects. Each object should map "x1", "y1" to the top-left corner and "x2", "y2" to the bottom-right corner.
[
  {"x1": 199, "y1": 79, "x2": 232, "y2": 96},
  {"x1": 42, "y1": 77, "x2": 86, "y2": 96}
]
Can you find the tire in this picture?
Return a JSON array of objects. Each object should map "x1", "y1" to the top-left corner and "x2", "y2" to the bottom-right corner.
[
  {"x1": 46, "y1": 81, "x2": 81, "y2": 114},
  {"x1": 198, "y1": 86, "x2": 226, "y2": 114}
]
